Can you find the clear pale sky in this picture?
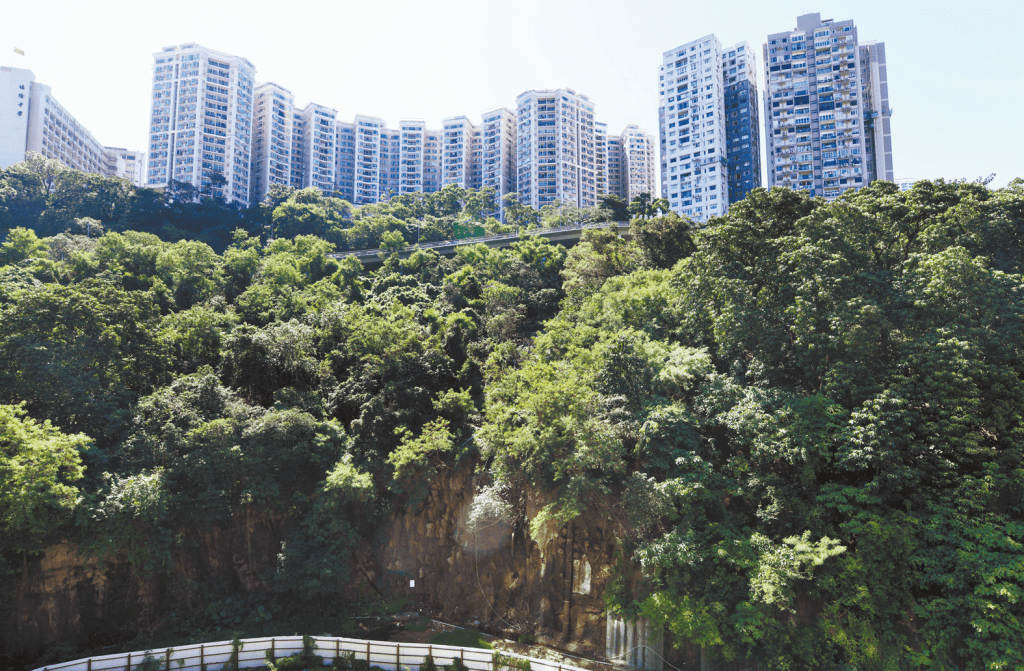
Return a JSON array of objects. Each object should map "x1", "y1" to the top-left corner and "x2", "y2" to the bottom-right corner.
[{"x1": 2, "y1": 0, "x2": 1021, "y2": 189}]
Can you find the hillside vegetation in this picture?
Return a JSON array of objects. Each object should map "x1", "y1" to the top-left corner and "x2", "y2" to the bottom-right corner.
[{"x1": 1, "y1": 157, "x2": 1023, "y2": 670}]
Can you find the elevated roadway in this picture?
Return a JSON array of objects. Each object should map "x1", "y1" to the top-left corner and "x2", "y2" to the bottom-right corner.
[{"x1": 326, "y1": 221, "x2": 631, "y2": 266}]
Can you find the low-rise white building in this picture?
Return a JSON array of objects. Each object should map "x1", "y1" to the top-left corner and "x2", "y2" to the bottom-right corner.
[{"x1": 103, "y1": 147, "x2": 148, "y2": 186}]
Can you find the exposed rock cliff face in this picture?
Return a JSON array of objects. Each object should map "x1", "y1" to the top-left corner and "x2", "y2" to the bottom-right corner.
[
  {"x1": 377, "y1": 463, "x2": 619, "y2": 658},
  {"x1": 2, "y1": 460, "x2": 619, "y2": 664}
]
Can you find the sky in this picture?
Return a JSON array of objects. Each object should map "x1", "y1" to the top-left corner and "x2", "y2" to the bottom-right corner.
[{"x1": 2, "y1": 0, "x2": 1022, "y2": 190}]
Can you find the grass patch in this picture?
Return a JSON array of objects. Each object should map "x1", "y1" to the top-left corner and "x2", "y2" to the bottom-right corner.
[{"x1": 430, "y1": 629, "x2": 493, "y2": 649}]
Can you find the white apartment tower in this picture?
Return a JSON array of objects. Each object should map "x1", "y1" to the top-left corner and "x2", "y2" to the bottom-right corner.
[
  {"x1": 595, "y1": 122, "x2": 609, "y2": 197},
  {"x1": 658, "y1": 35, "x2": 730, "y2": 224},
  {"x1": 620, "y1": 124, "x2": 656, "y2": 202},
  {"x1": 860, "y1": 41, "x2": 893, "y2": 186},
  {"x1": 763, "y1": 13, "x2": 893, "y2": 200},
  {"x1": 442, "y1": 115, "x2": 477, "y2": 189},
  {"x1": 397, "y1": 120, "x2": 426, "y2": 196},
  {"x1": 380, "y1": 127, "x2": 401, "y2": 197},
  {"x1": 515, "y1": 88, "x2": 597, "y2": 210},
  {"x1": 289, "y1": 108, "x2": 305, "y2": 189},
  {"x1": 335, "y1": 121, "x2": 356, "y2": 200},
  {"x1": 146, "y1": 44, "x2": 256, "y2": 205},
  {"x1": 424, "y1": 129, "x2": 443, "y2": 193},
  {"x1": 480, "y1": 107, "x2": 517, "y2": 218},
  {"x1": 353, "y1": 115, "x2": 383, "y2": 204},
  {"x1": 606, "y1": 132, "x2": 624, "y2": 199},
  {"x1": 251, "y1": 82, "x2": 295, "y2": 203},
  {"x1": 299, "y1": 103, "x2": 337, "y2": 193}
]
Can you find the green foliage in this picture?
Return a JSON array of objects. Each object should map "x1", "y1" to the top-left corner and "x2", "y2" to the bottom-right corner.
[
  {"x1": 265, "y1": 635, "x2": 322, "y2": 671},
  {"x1": 629, "y1": 213, "x2": 696, "y2": 270},
  {"x1": 129, "y1": 652, "x2": 163, "y2": 671},
  {"x1": 430, "y1": 629, "x2": 492, "y2": 649},
  {"x1": 515, "y1": 632, "x2": 536, "y2": 645},
  {"x1": 491, "y1": 652, "x2": 530, "y2": 671},
  {"x1": 480, "y1": 181, "x2": 1024, "y2": 669},
  {"x1": 0, "y1": 404, "x2": 87, "y2": 555},
  {"x1": 1, "y1": 171, "x2": 1023, "y2": 670}
]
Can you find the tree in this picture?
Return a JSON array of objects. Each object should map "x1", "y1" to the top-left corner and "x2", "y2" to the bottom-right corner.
[
  {"x1": 0, "y1": 278, "x2": 168, "y2": 443},
  {"x1": 630, "y1": 212, "x2": 696, "y2": 269},
  {"x1": 0, "y1": 404, "x2": 87, "y2": 552},
  {"x1": 597, "y1": 194, "x2": 630, "y2": 222},
  {"x1": 0, "y1": 404, "x2": 87, "y2": 651},
  {"x1": 0, "y1": 227, "x2": 48, "y2": 265},
  {"x1": 502, "y1": 192, "x2": 540, "y2": 231}
]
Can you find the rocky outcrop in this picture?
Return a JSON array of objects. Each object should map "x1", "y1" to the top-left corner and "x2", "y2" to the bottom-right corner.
[
  {"x1": 2, "y1": 460, "x2": 621, "y2": 665},
  {"x1": 376, "y1": 462, "x2": 620, "y2": 658}
]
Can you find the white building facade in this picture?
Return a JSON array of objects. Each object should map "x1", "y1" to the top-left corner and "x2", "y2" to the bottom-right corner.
[
  {"x1": 515, "y1": 88, "x2": 597, "y2": 210},
  {"x1": 659, "y1": 34, "x2": 730, "y2": 224},
  {"x1": 620, "y1": 124, "x2": 656, "y2": 202},
  {"x1": 352, "y1": 114, "x2": 384, "y2": 204},
  {"x1": 442, "y1": 115, "x2": 477, "y2": 189},
  {"x1": 146, "y1": 43, "x2": 256, "y2": 205},
  {"x1": 299, "y1": 103, "x2": 337, "y2": 193},
  {"x1": 251, "y1": 82, "x2": 295, "y2": 203},
  {"x1": 763, "y1": 13, "x2": 893, "y2": 200},
  {"x1": 480, "y1": 107, "x2": 517, "y2": 218},
  {"x1": 103, "y1": 147, "x2": 148, "y2": 186},
  {"x1": 1, "y1": 66, "x2": 145, "y2": 184}
]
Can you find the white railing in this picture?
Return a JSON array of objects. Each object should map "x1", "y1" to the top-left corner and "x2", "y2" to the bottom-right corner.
[
  {"x1": 329, "y1": 222, "x2": 630, "y2": 260},
  {"x1": 33, "y1": 635, "x2": 598, "y2": 671}
]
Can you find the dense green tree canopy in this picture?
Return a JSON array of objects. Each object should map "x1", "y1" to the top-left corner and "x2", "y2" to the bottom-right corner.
[{"x1": 1, "y1": 162, "x2": 1023, "y2": 670}]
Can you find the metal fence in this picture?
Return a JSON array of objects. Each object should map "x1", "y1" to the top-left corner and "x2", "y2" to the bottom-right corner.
[
  {"x1": 33, "y1": 635, "x2": 599, "y2": 671},
  {"x1": 327, "y1": 221, "x2": 629, "y2": 260}
]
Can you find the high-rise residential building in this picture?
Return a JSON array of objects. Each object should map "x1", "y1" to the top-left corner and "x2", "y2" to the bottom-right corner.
[
  {"x1": 289, "y1": 108, "x2": 305, "y2": 189},
  {"x1": 515, "y1": 88, "x2": 597, "y2": 210},
  {"x1": 251, "y1": 82, "x2": 295, "y2": 203},
  {"x1": 722, "y1": 42, "x2": 762, "y2": 205},
  {"x1": 620, "y1": 124, "x2": 656, "y2": 202},
  {"x1": 396, "y1": 120, "x2": 426, "y2": 196},
  {"x1": 335, "y1": 122, "x2": 356, "y2": 201},
  {"x1": 595, "y1": 122, "x2": 609, "y2": 197},
  {"x1": 658, "y1": 35, "x2": 730, "y2": 223},
  {"x1": 469, "y1": 126, "x2": 484, "y2": 189},
  {"x1": 146, "y1": 43, "x2": 256, "y2": 205},
  {"x1": 442, "y1": 115, "x2": 477, "y2": 189},
  {"x1": 607, "y1": 132, "x2": 624, "y2": 199},
  {"x1": 424, "y1": 129, "x2": 443, "y2": 193},
  {"x1": 763, "y1": 13, "x2": 893, "y2": 200},
  {"x1": 353, "y1": 114, "x2": 384, "y2": 204},
  {"x1": 380, "y1": 127, "x2": 401, "y2": 198},
  {"x1": 860, "y1": 41, "x2": 893, "y2": 186},
  {"x1": 299, "y1": 103, "x2": 337, "y2": 193},
  {"x1": 480, "y1": 107, "x2": 517, "y2": 218},
  {"x1": 894, "y1": 177, "x2": 915, "y2": 192},
  {"x1": 199, "y1": 75, "x2": 642, "y2": 212}
]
